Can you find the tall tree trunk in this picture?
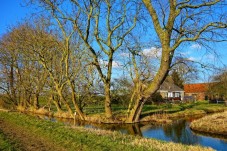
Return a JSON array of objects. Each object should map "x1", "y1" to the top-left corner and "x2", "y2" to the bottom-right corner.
[
  {"x1": 126, "y1": 49, "x2": 171, "y2": 123},
  {"x1": 51, "y1": 95, "x2": 62, "y2": 112},
  {"x1": 9, "y1": 63, "x2": 16, "y2": 105},
  {"x1": 125, "y1": 96, "x2": 145, "y2": 123},
  {"x1": 67, "y1": 79, "x2": 85, "y2": 120},
  {"x1": 71, "y1": 92, "x2": 85, "y2": 120},
  {"x1": 70, "y1": 84, "x2": 85, "y2": 120},
  {"x1": 33, "y1": 93, "x2": 39, "y2": 109},
  {"x1": 127, "y1": 124, "x2": 142, "y2": 136},
  {"x1": 53, "y1": 100, "x2": 62, "y2": 112},
  {"x1": 56, "y1": 88, "x2": 73, "y2": 116},
  {"x1": 104, "y1": 83, "x2": 112, "y2": 118}
]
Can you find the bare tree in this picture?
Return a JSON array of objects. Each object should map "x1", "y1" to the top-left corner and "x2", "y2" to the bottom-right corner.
[
  {"x1": 208, "y1": 68, "x2": 227, "y2": 100},
  {"x1": 0, "y1": 19, "x2": 89, "y2": 120},
  {"x1": 0, "y1": 25, "x2": 48, "y2": 110},
  {"x1": 125, "y1": 0, "x2": 227, "y2": 123},
  {"x1": 29, "y1": 0, "x2": 140, "y2": 119},
  {"x1": 7, "y1": 0, "x2": 225, "y2": 123}
]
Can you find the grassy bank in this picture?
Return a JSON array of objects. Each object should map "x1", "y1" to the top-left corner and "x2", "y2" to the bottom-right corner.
[
  {"x1": 141, "y1": 101, "x2": 227, "y2": 123},
  {"x1": 0, "y1": 131, "x2": 18, "y2": 151},
  {"x1": 190, "y1": 111, "x2": 227, "y2": 136},
  {"x1": 3, "y1": 100, "x2": 227, "y2": 124},
  {"x1": 0, "y1": 111, "x2": 214, "y2": 151}
]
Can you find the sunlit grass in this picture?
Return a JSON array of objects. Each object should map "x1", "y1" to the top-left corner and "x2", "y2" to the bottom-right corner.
[
  {"x1": 53, "y1": 101, "x2": 227, "y2": 123},
  {"x1": 193, "y1": 104, "x2": 226, "y2": 113},
  {"x1": 0, "y1": 111, "x2": 214, "y2": 151},
  {"x1": 3, "y1": 100, "x2": 227, "y2": 124},
  {"x1": 141, "y1": 101, "x2": 227, "y2": 123},
  {"x1": 190, "y1": 111, "x2": 227, "y2": 136}
]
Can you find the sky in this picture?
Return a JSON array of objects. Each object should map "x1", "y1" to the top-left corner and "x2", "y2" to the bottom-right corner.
[
  {"x1": 1, "y1": 1, "x2": 227, "y2": 83},
  {"x1": 0, "y1": 1, "x2": 34, "y2": 35}
]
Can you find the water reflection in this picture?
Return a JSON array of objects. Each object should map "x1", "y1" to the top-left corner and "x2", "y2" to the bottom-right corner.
[
  {"x1": 162, "y1": 120, "x2": 200, "y2": 144},
  {"x1": 141, "y1": 120, "x2": 200, "y2": 144},
  {"x1": 140, "y1": 120, "x2": 227, "y2": 150},
  {"x1": 35, "y1": 114, "x2": 227, "y2": 151}
]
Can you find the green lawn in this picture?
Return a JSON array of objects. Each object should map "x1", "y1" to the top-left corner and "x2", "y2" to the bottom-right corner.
[
  {"x1": 84, "y1": 100, "x2": 226, "y2": 115},
  {"x1": 0, "y1": 131, "x2": 18, "y2": 151}
]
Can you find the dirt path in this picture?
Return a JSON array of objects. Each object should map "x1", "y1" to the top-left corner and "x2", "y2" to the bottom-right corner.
[{"x1": 0, "y1": 118, "x2": 66, "y2": 151}]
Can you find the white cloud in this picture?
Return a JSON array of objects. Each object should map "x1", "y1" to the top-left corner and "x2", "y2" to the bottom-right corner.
[
  {"x1": 112, "y1": 61, "x2": 121, "y2": 68},
  {"x1": 142, "y1": 47, "x2": 162, "y2": 58},
  {"x1": 190, "y1": 44, "x2": 202, "y2": 49},
  {"x1": 185, "y1": 57, "x2": 197, "y2": 61},
  {"x1": 99, "y1": 59, "x2": 122, "y2": 68}
]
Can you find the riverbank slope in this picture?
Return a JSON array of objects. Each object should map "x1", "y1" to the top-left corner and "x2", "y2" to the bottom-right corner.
[
  {"x1": 190, "y1": 111, "x2": 227, "y2": 136},
  {"x1": 0, "y1": 111, "x2": 214, "y2": 151}
]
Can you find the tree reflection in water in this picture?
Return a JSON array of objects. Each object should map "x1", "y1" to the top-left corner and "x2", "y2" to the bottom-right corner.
[{"x1": 162, "y1": 120, "x2": 200, "y2": 144}]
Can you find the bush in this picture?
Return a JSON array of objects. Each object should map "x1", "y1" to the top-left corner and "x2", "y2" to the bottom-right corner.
[{"x1": 147, "y1": 92, "x2": 164, "y2": 104}]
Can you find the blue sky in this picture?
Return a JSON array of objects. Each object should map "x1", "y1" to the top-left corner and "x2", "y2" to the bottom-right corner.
[
  {"x1": 1, "y1": 1, "x2": 227, "y2": 82},
  {"x1": 0, "y1": 1, "x2": 34, "y2": 35}
]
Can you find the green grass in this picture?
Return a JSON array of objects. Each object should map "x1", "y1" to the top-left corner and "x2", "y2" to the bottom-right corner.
[
  {"x1": 13, "y1": 99, "x2": 227, "y2": 123},
  {"x1": 4, "y1": 94, "x2": 226, "y2": 115},
  {"x1": 0, "y1": 111, "x2": 214, "y2": 151},
  {"x1": 141, "y1": 101, "x2": 227, "y2": 120},
  {"x1": 0, "y1": 131, "x2": 19, "y2": 151},
  {"x1": 83, "y1": 101, "x2": 227, "y2": 120},
  {"x1": 193, "y1": 104, "x2": 225, "y2": 113}
]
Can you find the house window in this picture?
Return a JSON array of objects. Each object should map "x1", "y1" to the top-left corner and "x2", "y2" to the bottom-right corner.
[
  {"x1": 168, "y1": 92, "x2": 173, "y2": 97},
  {"x1": 175, "y1": 92, "x2": 180, "y2": 97}
]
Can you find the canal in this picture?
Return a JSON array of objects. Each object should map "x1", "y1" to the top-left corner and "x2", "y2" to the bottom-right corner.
[{"x1": 39, "y1": 115, "x2": 227, "y2": 151}]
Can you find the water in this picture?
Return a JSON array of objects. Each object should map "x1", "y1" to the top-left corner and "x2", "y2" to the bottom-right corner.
[
  {"x1": 140, "y1": 120, "x2": 227, "y2": 151},
  {"x1": 36, "y1": 115, "x2": 227, "y2": 151}
]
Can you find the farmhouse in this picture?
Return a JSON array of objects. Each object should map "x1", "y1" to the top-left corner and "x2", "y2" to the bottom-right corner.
[
  {"x1": 158, "y1": 81, "x2": 184, "y2": 101},
  {"x1": 184, "y1": 83, "x2": 210, "y2": 100}
]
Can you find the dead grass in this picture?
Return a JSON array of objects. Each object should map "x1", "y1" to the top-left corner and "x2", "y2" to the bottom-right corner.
[
  {"x1": 70, "y1": 125, "x2": 214, "y2": 151},
  {"x1": 141, "y1": 113, "x2": 173, "y2": 124},
  {"x1": 53, "y1": 111, "x2": 73, "y2": 118},
  {"x1": 28, "y1": 107, "x2": 51, "y2": 115},
  {"x1": 131, "y1": 137, "x2": 214, "y2": 151},
  {"x1": 0, "y1": 108, "x2": 10, "y2": 112},
  {"x1": 190, "y1": 111, "x2": 227, "y2": 136},
  {"x1": 85, "y1": 114, "x2": 125, "y2": 123},
  {"x1": 169, "y1": 109, "x2": 206, "y2": 118},
  {"x1": 16, "y1": 105, "x2": 26, "y2": 112}
]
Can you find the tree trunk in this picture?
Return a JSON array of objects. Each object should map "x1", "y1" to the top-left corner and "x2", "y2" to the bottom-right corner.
[
  {"x1": 33, "y1": 93, "x2": 39, "y2": 109},
  {"x1": 71, "y1": 91, "x2": 85, "y2": 120},
  {"x1": 53, "y1": 100, "x2": 62, "y2": 112},
  {"x1": 52, "y1": 96, "x2": 62, "y2": 112},
  {"x1": 9, "y1": 63, "x2": 17, "y2": 105},
  {"x1": 127, "y1": 124, "x2": 142, "y2": 136},
  {"x1": 125, "y1": 96, "x2": 145, "y2": 123},
  {"x1": 68, "y1": 80, "x2": 85, "y2": 120},
  {"x1": 104, "y1": 84, "x2": 112, "y2": 118},
  {"x1": 56, "y1": 88, "x2": 73, "y2": 116},
  {"x1": 126, "y1": 50, "x2": 171, "y2": 123}
]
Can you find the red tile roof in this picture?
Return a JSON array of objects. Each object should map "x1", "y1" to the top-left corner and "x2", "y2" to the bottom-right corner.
[{"x1": 184, "y1": 83, "x2": 210, "y2": 93}]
